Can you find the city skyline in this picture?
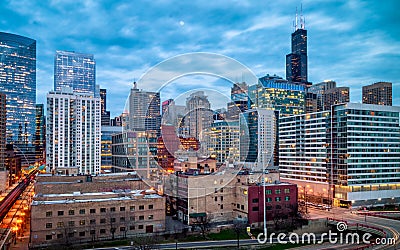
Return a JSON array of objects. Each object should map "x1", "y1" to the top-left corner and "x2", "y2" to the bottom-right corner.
[{"x1": 1, "y1": 0, "x2": 399, "y2": 116}]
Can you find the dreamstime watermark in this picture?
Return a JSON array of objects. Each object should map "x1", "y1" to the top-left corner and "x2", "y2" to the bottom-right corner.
[{"x1": 257, "y1": 221, "x2": 395, "y2": 246}]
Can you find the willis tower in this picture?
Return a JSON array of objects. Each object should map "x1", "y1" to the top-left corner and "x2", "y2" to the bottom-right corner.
[{"x1": 286, "y1": 7, "x2": 308, "y2": 84}]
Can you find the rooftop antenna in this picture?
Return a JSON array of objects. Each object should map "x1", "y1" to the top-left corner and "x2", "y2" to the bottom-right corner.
[
  {"x1": 300, "y1": 3, "x2": 305, "y2": 29},
  {"x1": 295, "y1": 7, "x2": 298, "y2": 30}
]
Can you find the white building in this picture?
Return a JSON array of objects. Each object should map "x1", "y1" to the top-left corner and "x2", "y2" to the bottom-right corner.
[{"x1": 46, "y1": 88, "x2": 101, "y2": 175}]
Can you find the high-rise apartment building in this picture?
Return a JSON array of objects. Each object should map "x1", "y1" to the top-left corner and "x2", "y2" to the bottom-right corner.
[
  {"x1": 101, "y1": 125, "x2": 122, "y2": 172},
  {"x1": 308, "y1": 80, "x2": 337, "y2": 111},
  {"x1": 286, "y1": 11, "x2": 307, "y2": 83},
  {"x1": 128, "y1": 82, "x2": 161, "y2": 135},
  {"x1": 100, "y1": 88, "x2": 111, "y2": 125},
  {"x1": 34, "y1": 104, "x2": 46, "y2": 162},
  {"x1": 0, "y1": 32, "x2": 36, "y2": 146},
  {"x1": 54, "y1": 50, "x2": 96, "y2": 95},
  {"x1": 323, "y1": 86, "x2": 349, "y2": 111},
  {"x1": 239, "y1": 109, "x2": 279, "y2": 169},
  {"x1": 184, "y1": 91, "x2": 213, "y2": 139},
  {"x1": 362, "y1": 82, "x2": 392, "y2": 106},
  {"x1": 249, "y1": 75, "x2": 305, "y2": 116},
  {"x1": 46, "y1": 89, "x2": 101, "y2": 175}
]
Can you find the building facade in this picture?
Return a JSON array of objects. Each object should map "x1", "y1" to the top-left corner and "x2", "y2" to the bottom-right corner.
[
  {"x1": 323, "y1": 86, "x2": 349, "y2": 111},
  {"x1": 249, "y1": 75, "x2": 306, "y2": 116},
  {"x1": 240, "y1": 109, "x2": 279, "y2": 169},
  {"x1": 0, "y1": 92, "x2": 6, "y2": 191},
  {"x1": 100, "y1": 88, "x2": 111, "y2": 125},
  {"x1": 362, "y1": 82, "x2": 392, "y2": 106},
  {"x1": 308, "y1": 80, "x2": 337, "y2": 111},
  {"x1": 184, "y1": 91, "x2": 213, "y2": 140},
  {"x1": 0, "y1": 32, "x2": 36, "y2": 146},
  {"x1": 101, "y1": 126, "x2": 122, "y2": 172},
  {"x1": 226, "y1": 82, "x2": 248, "y2": 120},
  {"x1": 54, "y1": 50, "x2": 96, "y2": 95},
  {"x1": 34, "y1": 104, "x2": 46, "y2": 162},
  {"x1": 46, "y1": 89, "x2": 101, "y2": 175}
]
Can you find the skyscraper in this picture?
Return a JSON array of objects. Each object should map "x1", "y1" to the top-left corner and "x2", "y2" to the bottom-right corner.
[
  {"x1": 362, "y1": 82, "x2": 392, "y2": 106},
  {"x1": 128, "y1": 82, "x2": 161, "y2": 135},
  {"x1": 226, "y1": 82, "x2": 248, "y2": 120},
  {"x1": 0, "y1": 92, "x2": 6, "y2": 192},
  {"x1": 34, "y1": 104, "x2": 45, "y2": 162},
  {"x1": 286, "y1": 10, "x2": 307, "y2": 83},
  {"x1": 100, "y1": 88, "x2": 110, "y2": 125},
  {"x1": 46, "y1": 88, "x2": 101, "y2": 175},
  {"x1": 0, "y1": 32, "x2": 36, "y2": 146},
  {"x1": 184, "y1": 91, "x2": 213, "y2": 139},
  {"x1": 54, "y1": 50, "x2": 96, "y2": 95},
  {"x1": 308, "y1": 80, "x2": 337, "y2": 111},
  {"x1": 323, "y1": 86, "x2": 350, "y2": 111}
]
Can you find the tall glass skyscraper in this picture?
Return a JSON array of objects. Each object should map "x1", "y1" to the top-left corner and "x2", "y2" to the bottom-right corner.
[
  {"x1": 0, "y1": 32, "x2": 36, "y2": 145},
  {"x1": 54, "y1": 50, "x2": 96, "y2": 95}
]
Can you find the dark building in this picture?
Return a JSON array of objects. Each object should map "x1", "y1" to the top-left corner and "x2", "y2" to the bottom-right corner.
[
  {"x1": 0, "y1": 92, "x2": 5, "y2": 191},
  {"x1": 226, "y1": 82, "x2": 248, "y2": 120},
  {"x1": 100, "y1": 88, "x2": 111, "y2": 125},
  {"x1": 34, "y1": 104, "x2": 45, "y2": 162},
  {"x1": 247, "y1": 182, "x2": 298, "y2": 226},
  {"x1": 5, "y1": 144, "x2": 22, "y2": 185},
  {"x1": 362, "y1": 82, "x2": 392, "y2": 106},
  {"x1": 0, "y1": 32, "x2": 36, "y2": 147},
  {"x1": 286, "y1": 11, "x2": 307, "y2": 84},
  {"x1": 305, "y1": 92, "x2": 318, "y2": 113},
  {"x1": 324, "y1": 87, "x2": 350, "y2": 111}
]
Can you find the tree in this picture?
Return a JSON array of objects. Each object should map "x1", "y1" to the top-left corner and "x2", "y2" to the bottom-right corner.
[
  {"x1": 190, "y1": 213, "x2": 213, "y2": 239},
  {"x1": 131, "y1": 235, "x2": 160, "y2": 250},
  {"x1": 233, "y1": 219, "x2": 247, "y2": 249}
]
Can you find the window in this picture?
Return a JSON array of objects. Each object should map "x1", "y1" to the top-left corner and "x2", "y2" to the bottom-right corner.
[
  {"x1": 221, "y1": 196, "x2": 223, "y2": 201},
  {"x1": 284, "y1": 188, "x2": 290, "y2": 194},
  {"x1": 100, "y1": 208, "x2": 106, "y2": 213},
  {"x1": 120, "y1": 207, "x2": 125, "y2": 212},
  {"x1": 120, "y1": 217, "x2": 125, "y2": 222},
  {"x1": 90, "y1": 219, "x2": 96, "y2": 225},
  {"x1": 57, "y1": 222, "x2": 64, "y2": 228},
  {"x1": 266, "y1": 190, "x2": 272, "y2": 194},
  {"x1": 139, "y1": 215, "x2": 144, "y2": 221},
  {"x1": 120, "y1": 227, "x2": 126, "y2": 232},
  {"x1": 130, "y1": 206, "x2": 135, "y2": 211},
  {"x1": 214, "y1": 197, "x2": 217, "y2": 201},
  {"x1": 68, "y1": 232, "x2": 74, "y2": 238},
  {"x1": 79, "y1": 220, "x2": 85, "y2": 225},
  {"x1": 100, "y1": 218, "x2": 106, "y2": 224},
  {"x1": 236, "y1": 204, "x2": 240, "y2": 209},
  {"x1": 285, "y1": 196, "x2": 290, "y2": 201},
  {"x1": 252, "y1": 206, "x2": 259, "y2": 211},
  {"x1": 276, "y1": 205, "x2": 282, "y2": 209},
  {"x1": 148, "y1": 215, "x2": 153, "y2": 220},
  {"x1": 110, "y1": 218, "x2": 116, "y2": 223},
  {"x1": 110, "y1": 207, "x2": 116, "y2": 212},
  {"x1": 252, "y1": 198, "x2": 259, "y2": 203},
  {"x1": 46, "y1": 211, "x2": 52, "y2": 217},
  {"x1": 68, "y1": 221, "x2": 75, "y2": 227},
  {"x1": 241, "y1": 205, "x2": 244, "y2": 210},
  {"x1": 139, "y1": 205, "x2": 144, "y2": 210},
  {"x1": 90, "y1": 209, "x2": 96, "y2": 214},
  {"x1": 46, "y1": 235, "x2": 52, "y2": 240},
  {"x1": 68, "y1": 210, "x2": 74, "y2": 215},
  {"x1": 275, "y1": 197, "x2": 281, "y2": 202},
  {"x1": 130, "y1": 216, "x2": 135, "y2": 221},
  {"x1": 79, "y1": 209, "x2": 85, "y2": 215},
  {"x1": 58, "y1": 211, "x2": 64, "y2": 216},
  {"x1": 266, "y1": 205, "x2": 272, "y2": 210},
  {"x1": 138, "y1": 225, "x2": 143, "y2": 229},
  {"x1": 100, "y1": 229, "x2": 106, "y2": 234},
  {"x1": 275, "y1": 189, "x2": 281, "y2": 194},
  {"x1": 79, "y1": 231, "x2": 85, "y2": 237},
  {"x1": 130, "y1": 225, "x2": 135, "y2": 230},
  {"x1": 148, "y1": 205, "x2": 153, "y2": 209},
  {"x1": 57, "y1": 234, "x2": 63, "y2": 239},
  {"x1": 220, "y1": 204, "x2": 224, "y2": 209},
  {"x1": 45, "y1": 223, "x2": 52, "y2": 229},
  {"x1": 267, "y1": 197, "x2": 272, "y2": 202}
]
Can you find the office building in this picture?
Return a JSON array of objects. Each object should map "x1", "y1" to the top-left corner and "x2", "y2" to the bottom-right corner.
[
  {"x1": 184, "y1": 91, "x2": 213, "y2": 139},
  {"x1": 100, "y1": 88, "x2": 111, "y2": 125},
  {"x1": 112, "y1": 130, "x2": 159, "y2": 179},
  {"x1": 308, "y1": 80, "x2": 337, "y2": 111},
  {"x1": 34, "y1": 104, "x2": 46, "y2": 162},
  {"x1": 111, "y1": 112, "x2": 128, "y2": 127},
  {"x1": 161, "y1": 99, "x2": 186, "y2": 127},
  {"x1": 101, "y1": 126, "x2": 122, "y2": 172},
  {"x1": 226, "y1": 82, "x2": 248, "y2": 120},
  {"x1": 362, "y1": 82, "x2": 392, "y2": 106},
  {"x1": 286, "y1": 11, "x2": 307, "y2": 83},
  {"x1": 203, "y1": 120, "x2": 240, "y2": 164},
  {"x1": 0, "y1": 32, "x2": 36, "y2": 146},
  {"x1": 46, "y1": 88, "x2": 101, "y2": 175},
  {"x1": 323, "y1": 86, "x2": 349, "y2": 111},
  {"x1": 54, "y1": 50, "x2": 96, "y2": 95},
  {"x1": 128, "y1": 82, "x2": 161, "y2": 135},
  {"x1": 249, "y1": 75, "x2": 305, "y2": 116},
  {"x1": 240, "y1": 109, "x2": 279, "y2": 169}
]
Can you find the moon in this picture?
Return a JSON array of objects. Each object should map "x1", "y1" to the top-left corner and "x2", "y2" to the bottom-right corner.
[{"x1": 179, "y1": 20, "x2": 185, "y2": 26}]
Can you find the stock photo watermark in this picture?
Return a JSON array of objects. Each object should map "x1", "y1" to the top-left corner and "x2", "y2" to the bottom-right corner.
[{"x1": 257, "y1": 221, "x2": 395, "y2": 246}]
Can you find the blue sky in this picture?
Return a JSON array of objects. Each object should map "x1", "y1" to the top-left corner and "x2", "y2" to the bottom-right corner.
[{"x1": 1, "y1": 0, "x2": 399, "y2": 117}]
